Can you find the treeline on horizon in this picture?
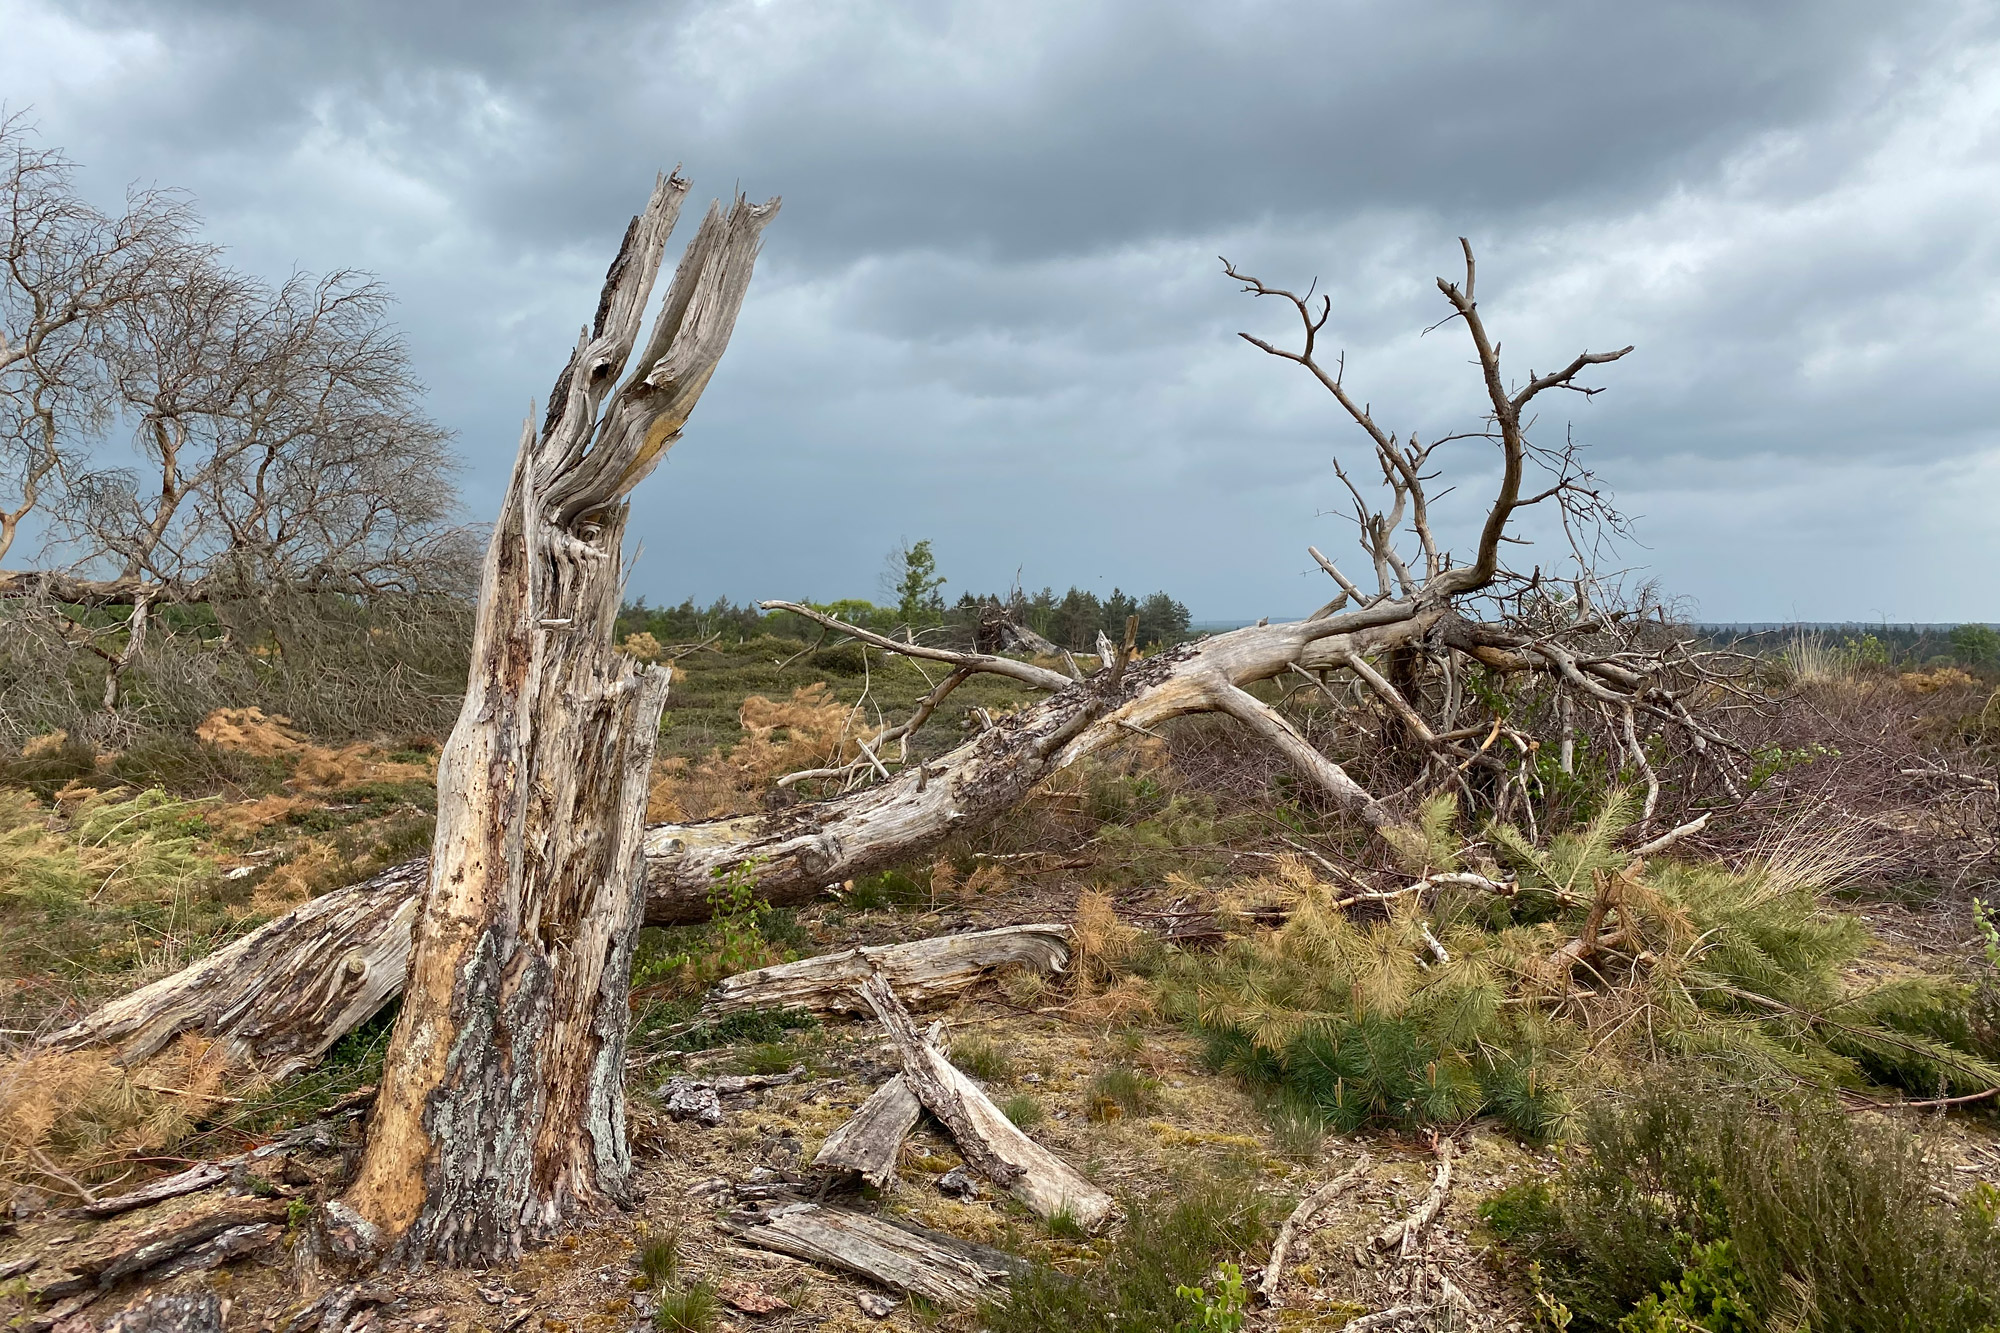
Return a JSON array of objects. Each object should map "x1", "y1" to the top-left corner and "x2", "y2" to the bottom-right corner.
[
  {"x1": 618, "y1": 585, "x2": 1194, "y2": 653},
  {"x1": 1695, "y1": 622, "x2": 2000, "y2": 670}
]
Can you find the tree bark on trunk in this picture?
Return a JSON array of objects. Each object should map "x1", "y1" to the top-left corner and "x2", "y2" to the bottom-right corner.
[{"x1": 323, "y1": 174, "x2": 777, "y2": 1266}]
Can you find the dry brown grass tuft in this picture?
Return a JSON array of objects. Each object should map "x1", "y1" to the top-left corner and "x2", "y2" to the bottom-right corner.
[
  {"x1": 194, "y1": 706, "x2": 432, "y2": 792},
  {"x1": 1899, "y1": 666, "x2": 1979, "y2": 694},
  {"x1": 0, "y1": 1035, "x2": 253, "y2": 1202},
  {"x1": 647, "y1": 682, "x2": 861, "y2": 821},
  {"x1": 1072, "y1": 888, "x2": 1145, "y2": 989}
]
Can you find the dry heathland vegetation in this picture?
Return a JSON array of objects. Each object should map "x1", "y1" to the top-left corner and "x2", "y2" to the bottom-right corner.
[
  {"x1": 2, "y1": 622, "x2": 1997, "y2": 1332},
  {"x1": 4, "y1": 126, "x2": 1998, "y2": 1330}
]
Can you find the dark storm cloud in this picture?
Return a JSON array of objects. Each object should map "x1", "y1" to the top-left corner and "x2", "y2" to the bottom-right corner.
[{"x1": 5, "y1": 0, "x2": 1997, "y2": 621}]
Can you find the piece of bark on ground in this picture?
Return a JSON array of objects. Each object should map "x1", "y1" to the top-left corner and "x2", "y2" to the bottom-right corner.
[
  {"x1": 1259, "y1": 1152, "x2": 1372, "y2": 1306},
  {"x1": 24, "y1": 1194, "x2": 290, "y2": 1301},
  {"x1": 858, "y1": 974, "x2": 1112, "y2": 1230},
  {"x1": 812, "y1": 1021, "x2": 944, "y2": 1187},
  {"x1": 70, "y1": 1116, "x2": 350, "y2": 1220},
  {"x1": 703, "y1": 925, "x2": 1070, "y2": 1019},
  {"x1": 727, "y1": 1202, "x2": 1020, "y2": 1308},
  {"x1": 96, "y1": 1288, "x2": 225, "y2": 1333}
]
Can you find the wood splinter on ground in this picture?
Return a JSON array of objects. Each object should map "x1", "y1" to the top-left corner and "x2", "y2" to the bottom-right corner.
[
  {"x1": 702, "y1": 924, "x2": 1070, "y2": 1018},
  {"x1": 858, "y1": 971, "x2": 1114, "y2": 1230},
  {"x1": 1259, "y1": 1151, "x2": 1372, "y2": 1306}
]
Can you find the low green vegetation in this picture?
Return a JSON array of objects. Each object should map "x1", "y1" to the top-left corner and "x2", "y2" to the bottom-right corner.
[
  {"x1": 1158, "y1": 792, "x2": 1999, "y2": 1142},
  {"x1": 652, "y1": 1281, "x2": 718, "y2": 1333},
  {"x1": 1482, "y1": 1075, "x2": 2000, "y2": 1332},
  {"x1": 950, "y1": 1035, "x2": 1015, "y2": 1082},
  {"x1": 1085, "y1": 1063, "x2": 1159, "y2": 1122},
  {"x1": 982, "y1": 1171, "x2": 1276, "y2": 1333},
  {"x1": 1000, "y1": 1093, "x2": 1044, "y2": 1127}
]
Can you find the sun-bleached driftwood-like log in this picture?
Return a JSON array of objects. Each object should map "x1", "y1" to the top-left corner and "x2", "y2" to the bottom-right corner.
[
  {"x1": 859, "y1": 974, "x2": 1022, "y2": 1190},
  {"x1": 1371, "y1": 1139, "x2": 1456, "y2": 1256},
  {"x1": 859, "y1": 974, "x2": 1113, "y2": 1230},
  {"x1": 727, "y1": 1202, "x2": 1021, "y2": 1308},
  {"x1": 1259, "y1": 1152, "x2": 1372, "y2": 1306},
  {"x1": 46, "y1": 859, "x2": 424, "y2": 1079},
  {"x1": 704, "y1": 924, "x2": 1070, "y2": 1019},
  {"x1": 812, "y1": 1020, "x2": 942, "y2": 1187},
  {"x1": 329, "y1": 174, "x2": 778, "y2": 1268}
]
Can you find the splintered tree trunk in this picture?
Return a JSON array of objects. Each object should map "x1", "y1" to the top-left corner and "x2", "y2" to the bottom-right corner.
[{"x1": 333, "y1": 173, "x2": 778, "y2": 1265}]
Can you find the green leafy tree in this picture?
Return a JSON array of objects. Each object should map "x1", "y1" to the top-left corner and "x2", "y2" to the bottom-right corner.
[
  {"x1": 1949, "y1": 623, "x2": 1999, "y2": 667},
  {"x1": 887, "y1": 539, "x2": 947, "y2": 623}
]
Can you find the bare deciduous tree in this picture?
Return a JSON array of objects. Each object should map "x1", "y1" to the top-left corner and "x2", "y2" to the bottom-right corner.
[
  {"x1": 0, "y1": 111, "x2": 197, "y2": 566},
  {"x1": 0, "y1": 117, "x2": 473, "y2": 706}
]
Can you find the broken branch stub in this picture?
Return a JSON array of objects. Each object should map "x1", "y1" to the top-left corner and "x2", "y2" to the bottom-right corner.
[
  {"x1": 856, "y1": 973, "x2": 1113, "y2": 1230},
  {"x1": 812, "y1": 1020, "x2": 943, "y2": 1187}
]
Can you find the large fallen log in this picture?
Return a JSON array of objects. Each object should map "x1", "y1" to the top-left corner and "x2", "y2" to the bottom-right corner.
[
  {"x1": 704, "y1": 924, "x2": 1069, "y2": 1019},
  {"x1": 44, "y1": 617, "x2": 1409, "y2": 1077},
  {"x1": 727, "y1": 1202, "x2": 1021, "y2": 1308}
]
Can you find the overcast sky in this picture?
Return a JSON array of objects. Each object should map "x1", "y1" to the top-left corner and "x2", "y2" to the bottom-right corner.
[{"x1": 4, "y1": 0, "x2": 1995, "y2": 622}]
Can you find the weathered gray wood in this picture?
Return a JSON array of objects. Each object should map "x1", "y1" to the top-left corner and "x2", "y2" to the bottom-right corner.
[
  {"x1": 97, "y1": 1289, "x2": 225, "y2": 1333},
  {"x1": 1260, "y1": 1152, "x2": 1371, "y2": 1306},
  {"x1": 24, "y1": 1194, "x2": 289, "y2": 1300},
  {"x1": 1371, "y1": 1139, "x2": 1454, "y2": 1256},
  {"x1": 859, "y1": 975, "x2": 1021, "y2": 1191},
  {"x1": 705, "y1": 925, "x2": 1069, "y2": 1019},
  {"x1": 727, "y1": 1203, "x2": 1019, "y2": 1308},
  {"x1": 337, "y1": 177, "x2": 777, "y2": 1267},
  {"x1": 812, "y1": 1021, "x2": 942, "y2": 1187},
  {"x1": 857, "y1": 976, "x2": 1111, "y2": 1230}
]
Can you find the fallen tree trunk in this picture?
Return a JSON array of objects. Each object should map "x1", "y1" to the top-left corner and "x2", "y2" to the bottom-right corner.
[
  {"x1": 46, "y1": 616, "x2": 1433, "y2": 1077},
  {"x1": 703, "y1": 923, "x2": 1070, "y2": 1019}
]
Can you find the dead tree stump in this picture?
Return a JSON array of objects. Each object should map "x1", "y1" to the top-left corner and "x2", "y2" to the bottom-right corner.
[{"x1": 335, "y1": 173, "x2": 778, "y2": 1265}]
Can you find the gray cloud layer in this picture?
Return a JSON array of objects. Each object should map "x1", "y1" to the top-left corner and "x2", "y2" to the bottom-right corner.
[{"x1": 5, "y1": 0, "x2": 1995, "y2": 620}]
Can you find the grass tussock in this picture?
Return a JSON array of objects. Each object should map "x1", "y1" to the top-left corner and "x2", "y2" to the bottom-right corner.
[
  {"x1": 1158, "y1": 791, "x2": 1999, "y2": 1140},
  {"x1": 982, "y1": 1170, "x2": 1276, "y2": 1333},
  {"x1": 950, "y1": 1035, "x2": 1015, "y2": 1082},
  {"x1": 1483, "y1": 1074, "x2": 2000, "y2": 1332}
]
